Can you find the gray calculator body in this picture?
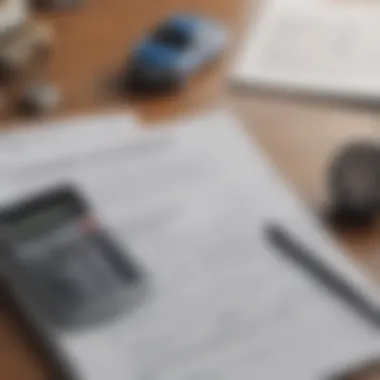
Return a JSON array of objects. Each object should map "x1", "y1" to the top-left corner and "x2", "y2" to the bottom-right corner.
[{"x1": 0, "y1": 186, "x2": 147, "y2": 378}]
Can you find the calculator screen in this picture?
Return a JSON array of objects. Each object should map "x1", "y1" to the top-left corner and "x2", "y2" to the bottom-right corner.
[
  {"x1": 0, "y1": 187, "x2": 84, "y2": 245},
  {"x1": 7, "y1": 203, "x2": 76, "y2": 242}
]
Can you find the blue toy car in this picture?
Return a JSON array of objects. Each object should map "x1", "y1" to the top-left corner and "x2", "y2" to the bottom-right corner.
[{"x1": 121, "y1": 13, "x2": 229, "y2": 94}]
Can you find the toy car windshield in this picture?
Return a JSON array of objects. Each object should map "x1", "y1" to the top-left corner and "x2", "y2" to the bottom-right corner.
[{"x1": 152, "y1": 24, "x2": 192, "y2": 49}]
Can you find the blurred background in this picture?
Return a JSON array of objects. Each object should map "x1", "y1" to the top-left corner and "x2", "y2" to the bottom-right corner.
[{"x1": 1, "y1": 0, "x2": 380, "y2": 379}]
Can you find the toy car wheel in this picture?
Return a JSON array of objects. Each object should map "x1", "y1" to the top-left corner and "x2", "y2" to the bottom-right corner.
[{"x1": 121, "y1": 64, "x2": 184, "y2": 96}]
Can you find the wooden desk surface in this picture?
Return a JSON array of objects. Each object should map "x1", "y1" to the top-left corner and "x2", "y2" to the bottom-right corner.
[{"x1": 2, "y1": 0, "x2": 380, "y2": 379}]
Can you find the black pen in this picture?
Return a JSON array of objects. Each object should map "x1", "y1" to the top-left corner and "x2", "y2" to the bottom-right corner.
[{"x1": 266, "y1": 224, "x2": 380, "y2": 328}]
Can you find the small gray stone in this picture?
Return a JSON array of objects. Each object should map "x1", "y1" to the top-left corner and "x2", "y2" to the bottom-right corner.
[{"x1": 18, "y1": 82, "x2": 61, "y2": 115}]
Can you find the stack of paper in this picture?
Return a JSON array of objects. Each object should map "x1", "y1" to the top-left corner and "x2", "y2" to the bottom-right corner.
[
  {"x1": 1, "y1": 110, "x2": 380, "y2": 380},
  {"x1": 232, "y1": 0, "x2": 380, "y2": 101}
]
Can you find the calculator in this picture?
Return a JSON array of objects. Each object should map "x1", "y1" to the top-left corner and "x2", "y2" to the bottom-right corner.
[{"x1": 0, "y1": 186, "x2": 147, "y2": 330}]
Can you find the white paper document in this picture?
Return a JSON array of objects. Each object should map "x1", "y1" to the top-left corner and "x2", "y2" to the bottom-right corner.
[
  {"x1": 2, "y1": 110, "x2": 380, "y2": 380},
  {"x1": 232, "y1": 0, "x2": 380, "y2": 100},
  {"x1": 0, "y1": 112, "x2": 139, "y2": 171}
]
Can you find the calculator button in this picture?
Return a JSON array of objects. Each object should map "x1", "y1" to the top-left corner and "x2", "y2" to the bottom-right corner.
[
  {"x1": 46, "y1": 274, "x2": 86, "y2": 304},
  {"x1": 46, "y1": 251, "x2": 100, "y2": 305},
  {"x1": 77, "y1": 239, "x2": 125, "y2": 288},
  {"x1": 94, "y1": 234, "x2": 141, "y2": 284}
]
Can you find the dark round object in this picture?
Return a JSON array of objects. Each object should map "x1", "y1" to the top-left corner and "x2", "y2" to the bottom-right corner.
[
  {"x1": 119, "y1": 64, "x2": 184, "y2": 96},
  {"x1": 327, "y1": 142, "x2": 380, "y2": 228},
  {"x1": 17, "y1": 83, "x2": 61, "y2": 116}
]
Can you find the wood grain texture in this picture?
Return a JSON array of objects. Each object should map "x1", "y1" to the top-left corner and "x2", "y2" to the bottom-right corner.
[{"x1": 1, "y1": 0, "x2": 380, "y2": 379}]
